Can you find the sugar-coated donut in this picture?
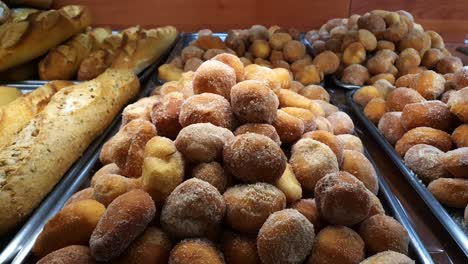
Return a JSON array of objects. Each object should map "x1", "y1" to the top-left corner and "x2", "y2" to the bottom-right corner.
[
  {"x1": 447, "y1": 87, "x2": 468, "y2": 123},
  {"x1": 192, "y1": 162, "x2": 229, "y2": 193},
  {"x1": 64, "y1": 187, "x2": 94, "y2": 206},
  {"x1": 291, "y1": 198, "x2": 325, "y2": 233},
  {"x1": 378, "y1": 112, "x2": 407, "y2": 144},
  {"x1": 192, "y1": 60, "x2": 236, "y2": 100},
  {"x1": 441, "y1": 148, "x2": 468, "y2": 178},
  {"x1": 354, "y1": 86, "x2": 383, "y2": 107},
  {"x1": 341, "y1": 150, "x2": 379, "y2": 194},
  {"x1": 92, "y1": 174, "x2": 139, "y2": 206},
  {"x1": 222, "y1": 231, "x2": 259, "y2": 264},
  {"x1": 169, "y1": 239, "x2": 224, "y2": 264},
  {"x1": 427, "y1": 178, "x2": 468, "y2": 208},
  {"x1": 410, "y1": 70, "x2": 445, "y2": 100},
  {"x1": 401, "y1": 100, "x2": 452, "y2": 131},
  {"x1": 361, "y1": 251, "x2": 415, "y2": 264},
  {"x1": 151, "y1": 92, "x2": 184, "y2": 139},
  {"x1": 37, "y1": 245, "x2": 96, "y2": 264},
  {"x1": 364, "y1": 98, "x2": 386, "y2": 124},
  {"x1": 179, "y1": 93, "x2": 235, "y2": 129},
  {"x1": 404, "y1": 144, "x2": 448, "y2": 183},
  {"x1": 299, "y1": 85, "x2": 330, "y2": 102},
  {"x1": 385, "y1": 88, "x2": 426, "y2": 112},
  {"x1": 282, "y1": 107, "x2": 317, "y2": 132},
  {"x1": 337, "y1": 134, "x2": 364, "y2": 153},
  {"x1": 327, "y1": 111, "x2": 354, "y2": 135},
  {"x1": 234, "y1": 123, "x2": 281, "y2": 145},
  {"x1": 395, "y1": 127, "x2": 452, "y2": 157},
  {"x1": 452, "y1": 124, "x2": 468, "y2": 148},
  {"x1": 302, "y1": 130, "x2": 344, "y2": 165},
  {"x1": 315, "y1": 116, "x2": 334, "y2": 133},
  {"x1": 273, "y1": 110, "x2": 305, "y2": 144},
  {"x1": 212, "y1": 53, "x2": 245, "y2": 82}
]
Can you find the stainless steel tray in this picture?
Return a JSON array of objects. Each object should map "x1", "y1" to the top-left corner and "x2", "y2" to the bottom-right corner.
[
  {"x1": 332, "y1": 75, "x2": 362, "y2": 90},
  {"x1": 346, "y1": 90, "x2": 468, "y2": 257}
]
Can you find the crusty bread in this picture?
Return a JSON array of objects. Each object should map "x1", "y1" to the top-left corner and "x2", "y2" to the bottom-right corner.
[
  {"x1": 0, "y1": 5, "x2": 92, "y2": 71},
  {"x1": 0, "y1": 80, "x2": 72, "y2": 150},
  {"x1": 39, "y1": 27, "x2": 112, "y2": 80},
  {"x1": 4, "y1": 0, "x2": 53, "y2": 9},
  {"x1": 0, "y1": 68, "x2": 139, "y2": 234},
  {"x1": 0, "y1": 86, "x2": 22, "y2": 106}
]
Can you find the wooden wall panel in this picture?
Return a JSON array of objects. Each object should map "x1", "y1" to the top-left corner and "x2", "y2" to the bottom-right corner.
[
  {"x1": 350, "y1": 0, "x2": 468, "y2": 42},
  {"x1": 53, "y1": 0, "x2": 350, "y2": 31}
]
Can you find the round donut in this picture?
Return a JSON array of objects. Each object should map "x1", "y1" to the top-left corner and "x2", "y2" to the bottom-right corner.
[
  {"x1": 361, "y1": 251, "x2": 415, "y2": 264},
  {"x1": 169, "y1": 239, "x2": 224, "y2": 264},
  {"x1": 192, "y1": 60, "x2": 236, "y2": 100},
  {"x1": 337, "y1": 134, "x2": 364, "y2": 153},
  {"x1": 447, "y1": 87, "x2": 468, "y2": 123},
  {"x1": 151, "y1": 92, "x2": 184, "y2": 139},
  {"x1": 302, "y1": 130, "x2": 344, "y2": 165},
  {"x1": 385, "y1": 88, "x2": 426, "y2": 112},
  {"x1": 192, "y1": 162, "x2": 229, "y2": 193},
  {"x1": 401, "y1": 100, "x2": 452, "y2": 131},
  {"x1": 291, "y1": 198, "x2": 325, "y2": 233},
  {"x1": 179, "y1": 93, "x2": 235, "y2": 129},
  {"x1": 378, "y1": 112, "x2": 407, "y2": 144},
  {"x1": 326, "y1": 111, "x2": 354, "y2": 135},
  {"x1": 212, "y1": 53, "x2": 244, "y2": 82},
  {"x1": 364, "y1": 98, "x2": 386, "y2": 124},
  {"x1": 341, "y1": 150, "x2": 379, "y2": 194},
  {"x1": 404, "y1": 144, "x2": 448, "y2": 183},
  {"x1": 395, "y1": 127, "x2": 452, "y2": 157},
  {"x1": 273, "y1": 110, "x2": 305, "y2": 144},
  {"x1": 452, "y1": 124, "x2": 468, "y2": 148},
  {"x1": 428, "y1": 178, "x2": 468, "y2": 208},
  {"x1": 441, "y1": 148, "x2": 468, "y2": 178},
  {"x1": 222, "y1": 231, "x2": 259, "y2": 264},
  {"x1": 234, "y1": 123, "x2": 281, "y2": 145}
]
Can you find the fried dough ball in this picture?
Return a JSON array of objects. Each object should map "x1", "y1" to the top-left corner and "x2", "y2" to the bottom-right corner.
[
  {"x1": 296, "y1": 65, "x2": 323, "y2": 86},
  {"x1": 373, "y1": 79, "x2": 395, "y2": 99},
  {"x1": 196, "y1": 35, "x2": 226, "y2": 50},
  {"x1": 315, "y1": 116, "x2": 334, "y2": 132},
  {"x1": 378, "y1": 112, "x2": 407, "y2": 144},
  {"x1": 337, "y1": 134, "x2": 364, "y2": 153},
  {"x1": 452, "y1": 68, "x2": 468, "y2": 90},
  {"x1": 192, "y1": 162, "x2": 228, "y2": 193},
  {"x1": 275, "y1": 164, "x2": 303, "y2": 203},
  {"x1": 100, "y1": 119, "x2": 157, "y2": 178},
  {"x1": 395, "y1": 73, "x2": 415, "y2": 88},
  {"x1": 398, "y1": 30, "x2": 431, "y2": 56},
  {"x1": 270, "y1": 32, "x2": 292, "y2": 50},
  {"x1": 395, "y1": 127, "x2": 452, "y2": 157},
  {"x1": 359, "y1": 29, "x2": 377, "y2": 51},
  {"x1": 91, "y1": 163, "x2": 122, "y2": 186},
  {"x1": 223, "y1": 133, "x2": 287, "y2": 183},
  {"x1": 452, "y1": 124, "x2": 468, "y2": 148},
  {"x1": 384, "y1": 20, "x2": 409, "y2": 42},
  {"x1": 341, "y1": 64, "x2": 370, "y2": 85},
  {"x1": 302, "y1": 131, "x2": 344, "y2": 164},
  {"x1": 364, "y1": 98, "x2": 386, "y2": 124},
  {"x1": 250, "y1": 39, "x2": 271, "y2": 59},
  {"x1": 428, "y1": 178, "x2": 468, "y2": 208},
  {"x1": 441, "y1": 148, "x2": 468, "y2": 178},
  {"x1": 192, "y1": 60, "x2": 236, "y2": 100},
  {"x1": 327, "y1": 111, "x2": 354, "y2": 135},
  {"x1": 65, "y1": 188, "x2": 94, "y2": 206},
  {"x1": 291, "y1": 56, "x2": 312, "y2": 74},
  {"x1": 175, "y1": 123, "x2": 234, "y2": 163},
  {"x1": 272, "y1": 60, "x2": 290, "y2": 70},
  {"x1": 257, "y1": 209, "x2": 315, "y2": 264},
  {"x1": 290, "y1": 139, "x2": 339, "y2": 192},
  {"x1": 376, "y1": 40, "x2": 395, "y2": 51},
  {"x1": 184, "y1": 57, "x2": 203, "y2": 72},
  {"x1": 284, "y1": 40, "x2": 306, "y2": 63},
  {"x1": 240, "y1": 57, "x2": 252, "y2": 66},
  {"x1": 366, "y1": 189, "x2": 385, "y2": 217},
  {"x1": 151, "y1": 92, "x2": 184, "y2": 139},
  {"x1": 404, "y1": 144, "x2": 448, "y2": 183},
  {"x1": 361, "y1": 250, "x2": 415, "y2": 264},
  {"x1": 231, "y1": 80, "x2": 279, "y2": 124},
  {"x1": 314, "y1": 100, "x2": 339, "y2": 116},
  {"x1": 254, "y1": 58, "x2": 272, "y2": 68},
  {"x1": 369, "y1": 73, "x2": 396, "y2": 85},
  {"x1": 421, "y1": 48, "x2": 444, "y2": 69},
  {"x1": 158, "y1": 64, "x2": 183, "y2": 82},
  {"x1": 142, "y1": 136, "x2": 184, "y2": 203},
  {"x1": 273, "y1": 68, "x2": 293, "y2": 89},
  {"x1": 354, "y1": 86, "x2": 383, "y2": 107},
  {"x1": 342, "y1": 150, "x2": 379, "y2": 194},
  {"x1": 37, "y1": 246, "x2": 96, "y2": 264},
  {"x1": 33, "y1": 200, "x2": 105, "y2": 258},
  {"x1": 170, "y1": 56, "x2": 184, "y2": 68},
  {"x1": 366, "y1": 51, "x2": 396, "y2": 75},
  {"x1": 270, "y1": 50, "x2": 284, "y2": 62},
  {"x1": 282, "y1": 107, "x2": 316, "y2": 132},
  {"x1": 161, "y1": 178, "x2": 225, "y2": 238},
  {"x1": 343, "y1": 42, "x2": 366, "y2": 65},
  {"x1": 447, "y1": 87, "x2": 468, "y2": 122},
  {"x1": 181, "y1": 46, "x2": 204, "y2": 62},
  {"x1": 299, "y1": 85, "x2": 330, "y2": 102},
  {"x1": 222, "y1": 232, "x2": 259, "y2": 264},
  {"x1": 244, "y1": 64, "x2": 282, "y2": 91},
  {"x1": 291, "y1": 199, "x2": 324, "y2": 233},
  {"x1": 277, "y1": 89, "x2": 324, "y2": 116},
  {"x1": 234, "y1": 123, "x2": 281, "y2": 145},
  {"x1": 410, "y1": 70, "x2": 446, "y2": 99},
  {"x1": 92, "y1": 174, "x2": 138, "y2": 206},
  {"x1": 307, "y1": 226, "x2": 365, "y2": 264},
  {"x1": 249, "y1": 25, "x2": 269, "y2": 42},
  {"x1": 396, "y1": 48, "x2": 421, "y2": 74},
  {"x1": 401, "y1": 100, "x2": 452, "y2": 131},
  {"x1": 224, "y1": 183, "x2": 286, "y2": 234},
  {"x1": 436, "y1": 56, "x2": 463, "y2": 74},
  {"x1": 385, "y1": 88, "x2": 426, "y2": 112},
  {"x1": 116, "y1": 227, "x2": 172, "y2": 264},
  {"x1": 359, "y1": 215, "x2": 409, "y2": 255},
  {"x1": 358, "y1": 13, "x2": 386, "y2": 35},
  {"x1": 202, "y1": 49, "x2": 226, "y2": 60},
  {"x1": 315, "y1": 171, "x2": 371, "y2": 225},
  {"x1": 272, "y1": 110, "x2": 305, "y2": 144},
  {"x1": 179, "y1": 93, "x2": 234, "y2": 129},
  {"x1": 312, "y1": 51, "x2": 340, "y2": 74},
  {"x1": 122, "y1": 96, "x2": 159, "y2": 126},
  {"x1": 169, "y1": 239, "x2": 224, "y2": 264}
]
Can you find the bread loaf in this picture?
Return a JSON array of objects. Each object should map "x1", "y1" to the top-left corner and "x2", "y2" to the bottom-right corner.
[
  {"x1": 0, "y1": 68, "x2": 139, "y2": 234},
  {"x1": 0, "y1": 80, "x2": 71, "y2": 150},
  {"x1": 39, "y1": 27, "x2": 112, "y2": 80},
  {"x1": 0, "y1": 5, "x2": 92, "y2": 71},
  {"x1": 0, "y1": 86, "x2": 22, "y2": 106}
]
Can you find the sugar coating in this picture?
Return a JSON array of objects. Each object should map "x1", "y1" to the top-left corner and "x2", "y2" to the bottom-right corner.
[
  {"x1": 427, "y1": 178, "x2": 468, "y2": 208},
  {"x1": 452, "y1": 124, "x2": 468, "y2": 148},
  {"x1": 192, "y1": 60, "x2": 236, "y2": 100},
  {"x1": 223, "y1": 133, "x2": 287, "y2": 183},
  {"x1": 169, "y1": 238, "x2": 224, "y2": 264},
  {"x1": 401, "y1": 100, "x2": 452, "y2": 131},
  {"x1": 175, "y1": 123, "x2": 234, "y2": 163},
  {"x1": 447, "y1": 87, "x2": 468, "y2": 123},
  {"x1": 282, "y1": 107, "x2": 317, "y2": 132},
  {"x1": 257, "y1": 209, "x2": 315, "y2": 264},
  {"x1": 161, "y1": 178, "x2": 225, "y2": 238},
  {"x1": 291, "y1": 198, "x2": 324, "y2": 233},
  {"x1": 222, "y1": 231, "x2": 259, "y2": 264},
  {"x1": 453, "y1": 68, "x2": 468, "y2": 90},
  {"x1": 151, "y1": 92, "x2": 184, "y2": 139},
  {"x1": 315, "y1": 116, "x2": 333, "y2": 133},
  {"x1": 441, "y1": 148, "x2": 468, "y2": 178},
  {"x1": 385, "y1": 87, "x2": 426, "y2": 112},
  {"x1": 395, "y1": 127, "x2": 452, "y2": 157},
  {"x1": 327, "y1": 111, "x2": 354, "y2": 135},
  {"x1": 212, "y1": 53, "x2": 245, "y2": 82},
  {"x1": 273, "y1": 110, "x2": 305, "y2": 144},
  {"x1": 302, "y1": 130, "x2": 344, "y2": 165},
  {"x1": 404, "y1": 144, "x2": 447, "y2": 184},
  {"x1": 410, "y1": 71, "x2": 445, "y2": 100},
  {"x1": 234, "y1": 123, "x2": 281, "y2": 145},
  {"x1": 192, "y1": 162, "x2": 228, "y2": 193},
  {"x1": 179, "y1": 93, "x2": 235, "y2": 129},
  {"x1": 337, "y1": 134, "x2": 364, "y2": 153},
  {"x1": 378, "y1": 112, "x2": 406, "y2": 144},
  {"x1": 223, "y1": 183, "x2": 286, "y2": 234},
  {"x1": 361, "y1": 250, "x2": 415, "y2": 264},
  {"x1": 341, "y1": 64, "x2": 369, "y2": 86},
  {"x1": 37, "y1": 245, "x2": 95, "y2": 264},
  {"x1": 342, "y1": 150, "x2": 379, "y2": 194}
]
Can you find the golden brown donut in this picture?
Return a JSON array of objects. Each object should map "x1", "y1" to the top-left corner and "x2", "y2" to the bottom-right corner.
[
  {"x1": 291, "y1": 198, "x2": 325, "y2": 233},
  {"x1": 385, "y1": 87, "x2": 426, "y2": 112},
  {"x1": 223, "y1": 183, "x2": 286, "y2": 234},
  {"x1": 410, "y1": 70, "x2": 446, "y2": 100},
  {"x1": 299, "y1": 85, "x2": 330, "y2": 102},
  {"x1": 436, "y1": 56, "x2": 463, "y2": 74},
  {"x1": 327, "y1": 111, "x2": 355, "y2": 135},
  {"x1": 395, "y1": 127, "x2": 452, "y2": 157},
  {"x1": 441, "y1": 148, "x2": 468, "y2": 178},
  {"x1": 151, "y1": 92, "x2": 184, "y2": 139},
  {"x1": 378, "y1": 112, "x2": 407, "y2": 144},
  {"x1": 37, "y1": 245, "x2": 96, "y2": 264},
  {"x1": 92, "y1": 174, "x2": 139, "y2": 206},
  {"x1": 223, "y1": 133, "x2": 287, "y2": 183},
  {"x1": 295, "y1": 65, "x2": 323, "y2": 86},
  {"x1": 312, "y1": 50, "x2": 340, "y2": 74},
  {"x1": 452, "y1": 67, "x2": 468, "y2": 90},
  {"x1": 401, "y1": 100, "x2": 453, "y2": 131},
  {"x1": 337, "y1": 134, "x2": 364, "y2": 153},
  {"x1": 160, "y1": 178, "x2": 225, "y2": 238},
  {"x1": 234, "y1": 123, "x2": 281, "y2": 145},
  {"x1": 341, "y1": 150, "x2": 379, "y2": 194},
  {"x1": 275, "y1": 163, "x2": 303, "y2": 203},
  {"x1": 257, "y1": 209, "x2": 315, "y2": 264},
  {"x1": 121, "y1": 96, "x2": 160, "y2": 126},
  {"x1": 179, "y1": 93, "x2": 235, "y2": 129},
  {"x1": 282, "y1": 107, "x2": 317, "y2": 132},
  {"x1": 359, "y1": 214, "x2": 409, "y2": 255},
  {"x1": 302, "y1": 130, "x2": 344, "y2": 165},
  {"x1": 452, "y1": 124, "x2": 468, "y2": 148},
  {"x1": 192, "y1": 162, "x2": 228, "y2": 193},
  {"x1": 212, "y1": 53, "x2": 244, "y2": 82},
  {"x1": 181, "y1": 46, "x2": 203, "y2": 62},
  {"x1": 290, "y1": 138, "x2": 339, "y2": 192},
  {"x1": 222, "y1": 231, "x2": 260, "y2": 264},
  {"x1": 447, "y1": 87, "x2": 468, "y2": 123},
  {"x1": 364, "y1": 98, "x2": 386, "y2": 124},
  {"x1": 90, "y1": 190, "x2": 156, "y2": 261},
  {"x1": 341, "y1": 64, "x2": 370, "y2": 86},
  {"x1": 192, "y1": 60, "x2": 236, "y2": 100},
  {"x1": 273, "y1": 110, "x2": 305, "y2": 144},
  {"x1": 315, "y1": 116, "x2": 334, "y2": 133},
  {"x1": 184, "y1": 57, "x2": 203, "y2": 72},
  {"x1": 354, "y1": 86, "x2": 383, "y2": 107},
  {"x1": 91, "y1": 163, "x2": 122, "y2": 185},
  {"x1": 250, "y1": 39, "x2": 271, "y2": 59},
  {"x1": 427, "y1": 178, "x2": 468, "y2": 208},
  {"x1": 64, "y1": 187, "x2": 94, "y2": 206},
  {"x1": 361, "y1": 250, "x2": 415, "y2": 264},
  {"x1": 270, "y1": 32, "x2": 293, "y2": 50},
  {"x1": 283, "y1": 40, "x2": 306, "y2": 63},
  {"x1": 169, "y1": 239, "x2": 224, "y2": 264},
  {"x1": 404, "y1": 144, "x2": 448, "y2": 184}
]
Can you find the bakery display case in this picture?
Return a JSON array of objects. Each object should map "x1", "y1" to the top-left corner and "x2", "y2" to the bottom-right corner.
[{"x1": 0, "y1": 0, "x2": 467, "y2": 263}]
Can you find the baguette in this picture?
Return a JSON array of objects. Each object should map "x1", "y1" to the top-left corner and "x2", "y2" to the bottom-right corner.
[
  {"x1": 4, "y1": 0, "x2": 53, "y2": 9},
  {"x1": 0, "y1": 86, "x2": 22, "y2": 106},
  {"x1": 39, "y1": 27, "x2": 112, "y2": 80},
  {"x1": 0, "y1": 80, "x2": 71, "y2": 150},
  {"x1": 0, "y1": 68, "x2": 139, "y2": 235},
  {"x1": 0, "y1": 5, "x2": 92, "y2": 71}
]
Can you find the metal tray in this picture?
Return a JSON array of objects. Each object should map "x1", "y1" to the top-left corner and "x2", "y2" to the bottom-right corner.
[
  {"x1": 331, "y1": 75, "x2": 363, "y2": 90},
  {"x1": 346, "y1": 90, "x2": 468, "y2": 257},
  {"x1": 0, "y1": 42, "x2": 176, "y2": 263}
]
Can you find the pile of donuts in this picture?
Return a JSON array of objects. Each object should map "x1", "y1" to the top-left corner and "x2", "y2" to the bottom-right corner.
[
  {"x1": 33, "y1": 54, "x2": 414, "y2": 264},
  {"x1": 305, "y1": 10, "x2": 462, "y2": 86},
  {"x1": 353, "y1": 66, "x2": 468, "y2": 223},
  {"x1": 159, "y1": 26, "x2": 340, "y2": 87}
]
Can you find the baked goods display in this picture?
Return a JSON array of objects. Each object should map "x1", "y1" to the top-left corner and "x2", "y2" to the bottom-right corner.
[
  {"x1": 33, "y1": 56, "x2": 415, "y2": 263},
  {"x1": 158, "y1": 26, "x2": 340, "y2": 87},
  {"x1": 305, "y1": 10, "x2": 459, "y2": 86}
]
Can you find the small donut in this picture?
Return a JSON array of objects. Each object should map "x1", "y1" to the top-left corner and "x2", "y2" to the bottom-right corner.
[
  {"x1": 37, "y1": 246, "x2": 96, "y2": 264},
  {"x1": 452, "y1": 124, "x2": 468, "y2": 148},
  {"x1": 364, "y1": 98, "x2": 386, "y2": 124},
  {"x1": 313, "y1": 100, "x2": 339, "y2": 117},
  {"x1": 361, "y1": 251, "x2": 415, "y2": 264},
  {"x1": 341, "y1": 150, "x2": 379, "y2": 194},
  {"x1": 179, "y1": 93, "x2": 235, "y2": 129},
  {"x1": 386, "y1": 87, "x2": 427, "y2": 112},
  {"x1": 192, "y1": 162, "x2": 228, "y2": 193},
  {"x1": 223, "y1": 133, "x2": 287, "y2": 183},
  {"x1": 315, "y1": 171, "x2": 371, "y2": 225},
  {"x1": 175, "y1": 123, "x2": 234, "y2": 163},
  {"x1": 212, "y1": 53, "x2": 244, "y2": 82},
  {"x1": 307, "y1": 226, "x2": 365, "y2": 264},
  {"x1": 222, "y1": 231, "x2": 259, "y2": 264},
  {"x1": 184, "y1": 57, "x2": 203, "y2": 72},
  {"x1": 151, "y1": 92, "x2": 184, "y2": 139},
  {"x1": 353, "y1": 86, "x2": 383, "y2": 107},
  {"x1": 169, "y1": 239, "x2": 224, "y2": 264},
  {"x1": 92, "y1": 174, "x2": 139, "y2": 206},
  {"x1": 441, "y1": 148, "x2": 468, "y2": 178},
  {"x1": 283, "y1": 40, "x2": 306, "y2": 63},
  {"x1": 273, "y1": 109, "x2": 305, "y2": 144},
  {"x1": 302, "y1": 130, "x2": 344, "y2": 164},
  {"x1": 257, "y1": 209, "x2": 315, "y2": 264},
  {"x1": 404, "y1": 144, "x2": 448, "y2": 183},
  {"x1": 291, "y1": 198, "x2": 325, "y2": 233},
  {"x1": 327, "y1": 111, "x2": 355, "y2": 135},
  {"x1": 395, "y1": 127, "x2": 452, "y2": 157},
  {"x1": 378, "y1": 112, "x2": 407, "y2": 144},
  {"x1": 282, "y1": 107, "x2": 317, "y2": 132},
  {"x1": 401, "y1": 100, "x2": 453, "y2": 131},
  {"x1": 315, "y1": 116, "x2": 334, "y2": 132},
  {"x1": 341, "y1": 64, "x2": 370, "y2": 86},
  {"x1": 299, "y1": 85, "x2": 330, "y2": 102},
  {"x1": 337, "y1": 134, "x2": 364, "y2": 153},
  {"x1": 161, "y1": 178, "x2": 225, "y2": 238},
  {"x1": 234, "y1": 123, "x2": 281, "y2": 145},
  {"x1": 91, "y1": 163, "x2": 121, "y2": 186},
  {"x1": 436, "y1": 56, "x2": 463, "y2": 74},
  {"x1": 427, "y1": 178, "x2": 468, "y2": 208},
  {"x1": 181, "y1": 46, "x2": 204, "y2": 62},
  {"x1": 312, "y1": 50, "x2": 340, "y2": 75},
  {"x1": 359, "y1": 214, "x2": 409, "y2": 255},
  {"x1": 223, "y1": 183, "x2": 286, "y2": 234},
  {"x1": 230, "y1": 80, "x2": 279, "y2": 124},
  {"x1": 447, "y1": 87, "x2": 468, "y2": 123},
  {"x1": 410, "y1": 71, "x2": 446, "y2": 100},
  {"x1": 192, "y1": 60, "x2": 236, "y2": 99}
]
